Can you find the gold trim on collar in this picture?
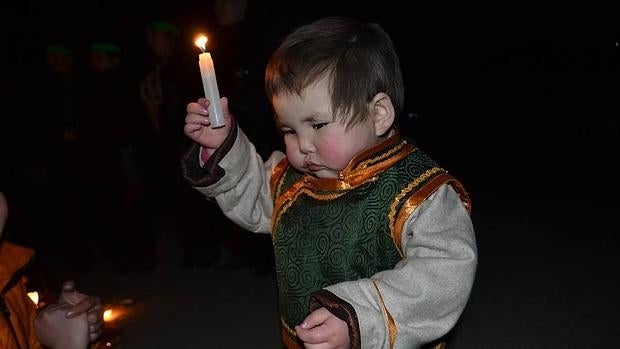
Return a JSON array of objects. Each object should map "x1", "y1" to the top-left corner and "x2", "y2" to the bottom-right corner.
[
  {"x1": 345, "y1": 132, "x2": 403, "y2": 171},
  {"x1": 295, "y1": 143, "x2": 413, "y2": 192},
  {"x1": 303, "y1": 134, "x2": 412, "y2": 192},
  {"x1": 271, "y1": 134, "x2": 414, "y2": 236},
  {"x1": 336, "y1": 143, "x2": 411, "y2": 190}
]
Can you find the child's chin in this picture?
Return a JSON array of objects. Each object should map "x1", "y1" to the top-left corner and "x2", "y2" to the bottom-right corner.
[{"x1": 309, "y1": 170, "x2": 338, "y2": 179}]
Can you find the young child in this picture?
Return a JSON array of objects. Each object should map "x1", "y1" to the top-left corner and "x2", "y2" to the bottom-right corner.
[{"x1": 182, "y1": 16, "x2": 477, "y2": 349}]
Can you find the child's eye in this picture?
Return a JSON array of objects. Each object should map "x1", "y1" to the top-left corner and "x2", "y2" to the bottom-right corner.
[
  {"x1": 312, "y1": 122, "x2": 329, "y2": 130},
  {"x1": 281, "y1": 129, "x2": 296, "y2": 135}
]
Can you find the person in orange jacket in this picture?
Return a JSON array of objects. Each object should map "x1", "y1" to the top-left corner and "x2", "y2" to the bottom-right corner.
[{"x1": 1, "y1": 191, "x2": 104, "y2": 349}]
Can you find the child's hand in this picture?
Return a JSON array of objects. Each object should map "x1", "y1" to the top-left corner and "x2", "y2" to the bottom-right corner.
[
  {"x1": 295, "y1": 307, "x2": 350, "y2": 349},
  {"x1": 184, "y1": 97, "x2": 233, "y2": 151},
  {"x1": 35, "y1": 302, "x2": 89, "y2": 349},
  {"x1": 59, "y1": 281, "x2": 104, "y2": 343}
]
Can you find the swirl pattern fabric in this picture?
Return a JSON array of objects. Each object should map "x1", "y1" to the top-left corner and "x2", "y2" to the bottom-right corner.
[{"x1": 271, "y1": 139, "x2": 446, "y2": 329}]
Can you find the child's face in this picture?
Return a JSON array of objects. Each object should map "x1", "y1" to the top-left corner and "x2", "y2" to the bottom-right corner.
[{"x1": 273, "y1": 79, "x2": 382, "y2": 179}]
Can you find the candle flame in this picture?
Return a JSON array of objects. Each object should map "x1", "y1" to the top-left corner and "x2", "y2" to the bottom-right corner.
[
  {"x1": 195, "y1": 35, "x2": 208, "y2": 52},
  {"x1": 103, "y1": 306, "x2": 126, "y2": 323},
  {"x1": 103, "y1": 309, "x2": 114, "y2": 322},
  {"x1": 27, "y1": 291, "x2": 39, "y2": 306}
]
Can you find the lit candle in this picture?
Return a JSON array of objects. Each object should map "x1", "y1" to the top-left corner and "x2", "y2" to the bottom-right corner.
[
  {"x1": 103, "y1": 309, "x2": 114, "y2": 322},
  {"x1": 195, "y1": 35, "x2": 225, "y2": 128},
  {"x1": 27, "y1": 291, "x2": 39, "y2": 307}
]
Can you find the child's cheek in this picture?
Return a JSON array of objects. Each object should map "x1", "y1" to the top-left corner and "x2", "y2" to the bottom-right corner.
[
  {"x1": 317, "y1": 139, "x2": 348, "y2": 170},
  {"x1": 285, "y1": 141, "x2": 305, "y2": 170}
]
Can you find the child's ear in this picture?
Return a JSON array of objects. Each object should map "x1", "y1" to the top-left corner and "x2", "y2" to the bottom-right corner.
[{"x1": 370, "y1": 92, "x2": 395, "y2": 136}]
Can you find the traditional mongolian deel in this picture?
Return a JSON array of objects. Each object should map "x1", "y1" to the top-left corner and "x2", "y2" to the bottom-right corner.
[
  {"x1": 183, "y1": 125, "x2": 475, "y2": 349},
  {"x1": 270, "y1": 135, "x2": 470, "y2": 345}
]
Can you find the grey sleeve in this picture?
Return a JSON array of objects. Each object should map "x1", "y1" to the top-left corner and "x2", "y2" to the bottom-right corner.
[
  {"x1": 188, "y1": 125, "x2": 285, "y2": 234},
  {"x1": 323, "y1": 184, "x2": 477, "y2": 348}
]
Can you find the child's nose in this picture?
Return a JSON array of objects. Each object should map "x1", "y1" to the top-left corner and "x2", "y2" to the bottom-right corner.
[{"x1": 298, "y1": 135, "x2": 315, "y2": 154}]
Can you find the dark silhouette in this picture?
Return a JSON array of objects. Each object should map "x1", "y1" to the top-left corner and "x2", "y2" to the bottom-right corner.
[{"x1": 77, "y1": 41, "x2": 155, "y2": 273}]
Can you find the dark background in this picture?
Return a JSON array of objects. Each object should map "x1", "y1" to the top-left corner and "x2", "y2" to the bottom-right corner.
[
  {"x1": 2, "y1": 1, "x2": 619, "y2": 348},
  {"x1": 4, "y1": 0, "x2": 619, "y2": 173}
]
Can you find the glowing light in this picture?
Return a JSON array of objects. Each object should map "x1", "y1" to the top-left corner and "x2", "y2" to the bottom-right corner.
[
  {"x1": 103, "y1": 306, "x2": 126, "y2": 323},
  {"x1": 195, "y1": 36, "x2": 208, "y2": 52},
  {"x1": 27, "y1": 291, "x2": 39, "y2": 306},
  {"x1": 103, "y1": 309, "x2": 114, "y2": 322}
]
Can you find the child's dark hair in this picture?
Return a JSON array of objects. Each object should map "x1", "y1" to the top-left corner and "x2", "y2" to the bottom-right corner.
[{"x1": 265, "y1": 16, "x2": 404, "y2": 128}]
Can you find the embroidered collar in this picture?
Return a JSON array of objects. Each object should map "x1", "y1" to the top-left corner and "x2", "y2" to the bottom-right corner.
[{"x1": 300, "y1": 132, "x2": 414, "y2": 191}]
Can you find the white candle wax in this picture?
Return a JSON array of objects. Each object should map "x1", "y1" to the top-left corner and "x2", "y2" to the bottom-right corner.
[{"x1": 198, "y1": 52, "x2": 225, "y2": 128}]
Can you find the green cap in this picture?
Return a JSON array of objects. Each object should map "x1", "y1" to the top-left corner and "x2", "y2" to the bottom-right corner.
[
  {"x1": 90, "y1": 42, "x2": 122, "y2": 54},
  {"x1": 150, "y1": 20, "x2": 180, "y2": 35},
  {"x1": 46, "y1": 44, "x2": 74, "y2": 56}
]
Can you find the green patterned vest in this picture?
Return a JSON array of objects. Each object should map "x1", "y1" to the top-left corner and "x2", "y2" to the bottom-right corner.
[{"x1": 270, "y1": 135, "x2": 470, "y2": 339}]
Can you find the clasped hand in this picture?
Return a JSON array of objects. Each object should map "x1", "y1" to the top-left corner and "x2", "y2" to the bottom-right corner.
[
  {"x1": 34, "y1": 281, "x2": 104, "y2": 349},
  {"x1": 295, "y1": 307, "x2": 350, "y2": 349}
]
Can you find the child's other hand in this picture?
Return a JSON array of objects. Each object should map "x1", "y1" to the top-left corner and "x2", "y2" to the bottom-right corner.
[
  {"x1": 60, "y1": 280, "x2": 104, "y2": 343},
  {"x1": 184, "y1": 97, "x2": 233, "y2": 150},
  {"x1": 34, "y1": 302, "x2": 89, "y2": 349},
  {"x1": 295, "y1": 307, "x2": 350, "y2": 349}
]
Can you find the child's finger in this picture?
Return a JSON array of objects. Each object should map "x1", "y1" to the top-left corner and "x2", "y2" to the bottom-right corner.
[
  {"x1": 184, "y1": 124, "x2": 203, "y2": 136},
  {"x1": 185, "y1": 113, "x2": 211, "y2": 126},
  {"x1": 295, "y1": 307, "x2": 333, "y2": 343},
  {"x1": 299, "y1": 307, "x2": 331, "y2": 330},
  {"x1": 65, "y1": 296, "x2": 98, "y2": 318},
  {"x1": 187, "y1": 102, "x2": 209, "y2": 116},
  {"x1": 295, "y1": 324, "x2": 326, "y2": 345},
  {"x1": 185, "y1": 123, "x2": 201, "y2": 131}
]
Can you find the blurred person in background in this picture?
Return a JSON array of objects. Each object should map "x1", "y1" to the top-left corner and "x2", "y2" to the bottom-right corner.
[{"x1": 78, "y1": 41, "x2": 155, "y2": 273}]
